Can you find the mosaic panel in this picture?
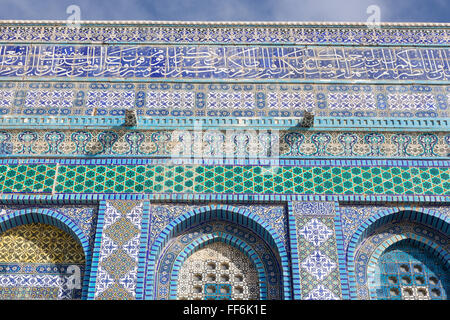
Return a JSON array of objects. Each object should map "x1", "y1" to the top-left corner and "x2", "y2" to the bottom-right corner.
[
  {"x1": 0, "y1": 163, "x2": 448, "y2": 196},
  {"x1": 292, "y1": 201, "x2": 341, "y2": 299},
  {"x1": 0, "y1": 164, "x2": 56, "y2": 193},
  {"x1": 86, "y1": 89, "x2": 135, "y2": 110},
  {"x1": 24, "y1": 89, "x2": 74, "y2": 110},
  {"x1": 177, "y1": 242, "x2": 260, "y2": 300},
  {"x1": 95, "y1": 200, "x2": 143, "y2": 300},
  {"x1": 0, "y1": 129, "x2": 448, "y2": 159},
  {"x1": 155, "y1": 221, "x2": 282, "y2": 300},
  {"x1": 15, "y1": 164, "x2": 448, "y2": 196},
  {"x1": 0, "y1": 45, "x2": 448, "y2": 81},
  {"x1": 1, "y1": 82, "x2": 448, "y2": 118},
  {"x1": 353, "y1": 222, "x2": 449, "y2": 299},
  {"x1": 0, "y1": 223, "x2": 85, "y2": 299},
  {"x1": 0, "y1": 24, "x2": 448, "y2": 46}
]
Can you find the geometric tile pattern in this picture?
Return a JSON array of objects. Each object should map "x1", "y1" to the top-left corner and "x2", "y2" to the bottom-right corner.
[
  {"x1": 147, "y1": 90, "x2": 195, "y2": 110},
  {"x1": 24, "y1": 89, "x2": 74, "y2": 110},
  {"x1": 104, "y1": 218, "x2": 140, "y2": 247},
  {"x1": 101, "y1": 249, "x2": 136, "y2": 280},
  {"x1": 298, "y1": 219, "x2": 334, "y2": 247},
  {"x1": 1, "y1": 82, "x2": 448, "y2": 118},
  {"x1": 0, "y1": 164, "x2": 56, "y2": 193},
  {"x1": 302, "y1": 284, "x2": 339, "y2": 300},
  {"x1": 95, "y1": 200, "x2": 143, "y2": 300},
  {"x1": 0, "y1": 164, "x2": 442, "y2": 196},
  {"x1": 86, "y1": 90, "x2": 135, "y2": 110},
  {"x1": 0, "y1": 274, "x2": 80, "y2": 300},
  {"x1": 208, "y1": 91, "x2": 254, "y2": 111},
  {"x1": 177, "y1": 242, "x2": 259, "y2": 300},
  {"x1": 301, "y1": 250, "x2": 337, "y2": 281},
  {"x1": 294, "y1": 212, "x2": 342, "y2": 299}
]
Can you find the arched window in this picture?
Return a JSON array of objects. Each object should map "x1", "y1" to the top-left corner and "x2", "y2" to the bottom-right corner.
[
  {"x1": 370, "y1": 239, "x2": 449, "y2": 300},
  {"x1": 348, "y1": 208, "x2": 449, "y2": 300},
  {"x1": 177, "y1": 242, "x2": 259, "y2": 300}
]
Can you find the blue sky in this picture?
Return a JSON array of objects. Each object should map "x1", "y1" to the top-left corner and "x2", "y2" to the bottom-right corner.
[{"x1": 0, "y1": 0, "x2": 449, "y2": 22}]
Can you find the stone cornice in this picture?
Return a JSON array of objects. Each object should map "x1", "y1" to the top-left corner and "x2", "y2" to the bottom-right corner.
[{"x1": 0, "y1": 20, "x2": 449, "y2": 27}]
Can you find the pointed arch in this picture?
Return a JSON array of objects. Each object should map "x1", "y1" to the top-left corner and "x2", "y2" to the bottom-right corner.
[
  {"x1": 170, "y1": 232, "x2": 268, "y2": 299},
  {"x1": 144, "y1": 204, "x2": 291, "y2": 300},
  {"x1": 346, "y1": 206, "x2": 450, "y2": 299}
]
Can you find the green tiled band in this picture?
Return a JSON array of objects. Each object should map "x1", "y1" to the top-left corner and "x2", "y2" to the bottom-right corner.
[
  {"x1": 0, "y1": 164, "x2": 448, "y2": 195},
  {"x1": 0, "y1": 165, "x2": 57, "y2": 193}
]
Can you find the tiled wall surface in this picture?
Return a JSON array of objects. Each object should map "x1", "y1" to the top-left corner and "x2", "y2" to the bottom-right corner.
[
  {"x1": 0, "y1": 21, "x2": 448, "y2": 300},
  {"x1": 0, "y1": 196, "x2": 447, "y2": 300},
  {"x1": 0, "y1": 82, "x2": 448, "y2": 118},
  {"x1": 0, "y1": 162, "x2": 447, "y2": 196}
]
